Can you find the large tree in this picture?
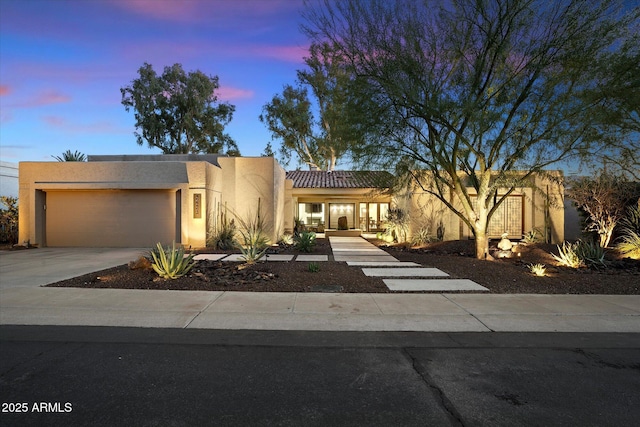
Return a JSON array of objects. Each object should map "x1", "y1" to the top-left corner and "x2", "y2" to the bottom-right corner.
[
  {"x1": 121, "y1": 63, "x2": 239, "y2": 155},
  {"x1": 260, "y1": 43, "x2": 363, "y2": 170},
  {"x1": 304, "y1": 0, "x2": 638, "y2": 258}
]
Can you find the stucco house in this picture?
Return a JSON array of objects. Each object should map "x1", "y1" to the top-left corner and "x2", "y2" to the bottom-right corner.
[{"x1": 18, "y1": 154, "x2": 564, "y2": 247}]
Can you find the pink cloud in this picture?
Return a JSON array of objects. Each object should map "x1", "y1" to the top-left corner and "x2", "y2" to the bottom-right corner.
[
  {"x1": 8, "y1": 90, "x2": 71, "y2": 108},
  {"x1": 41, "y1": 115, "x2": 129, "y2": 134},
  {"x1": 111, "y1": 0, "x2": 303, "y2": 24},
  {"x1": 253, "y1": 44, "x2": 308, "y2": 63},
  {"x1": 0, "y1": 85, "x2": 11, "y2": 96},
  {"x1": 216, "y1": 86, "x2": 254, "y2": 101}
]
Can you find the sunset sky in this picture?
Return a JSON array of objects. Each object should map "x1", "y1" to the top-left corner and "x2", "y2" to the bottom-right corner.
[{"x1": 0, "y1": 0, "x2": 309, "y2": 162}]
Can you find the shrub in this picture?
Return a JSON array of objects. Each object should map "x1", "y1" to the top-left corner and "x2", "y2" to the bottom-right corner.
[
  {"x1": 616, "y1": 202, "x2": 640, "y2": 259},
  {"x1": 294, "y1": 231, "x2": 316, "y2": 253},
  {"x1": 279, "y1": 234, "x2": 294, "y2": 246},
  {"x1": 552, "y1": 241, "x2": 585, "y2": 269},
  {"x1": 527, "y1": 263, "x2": 546, "y2": 276},
  {"x1": 235, "y1": 198, "x2": 271, "y2": 264},
  {"x1": 207, "y1": 204, "x2": 236, "y2": 250},
  {"x1": 150, "y1": 242, "x2": 195, "y2": 279},
  {"x1": 616, "y1": 230, "x2": 640, "y2": 259},
  {"x1": 308, "y1": 262, "x2": 320, "y2": 273},
  {"x1": 411, "y1": 226, "x2": 434, "y2": 246},
  {"x1": 575, "y1": 239, "x2": 607, "y2": 268},
  {"x1": 208, "y1": 221, "x2": 237, "y2": 250},
  {"x1": 551, "y1": 239, "x2": 606, "y2": 269},
  {"x1": 382, "y1": 208, "x2": 409, "y2": 243},
  {"x1": 0, "y1": 196, "x2": 18, "y2": 244},
  {"x1": 521, "y1": 229, "x2": 542, "y2": 244}
]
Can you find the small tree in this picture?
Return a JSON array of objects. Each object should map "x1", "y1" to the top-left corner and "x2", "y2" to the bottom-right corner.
[
  {"x1": 52, "y1": 150, "x2": 86, "y2": 162},
  {"x1": 121, "y1": 63, "x2": 239, "y2": 156},
  {"x1": 567, "y1": 173, "x2": 638, "y2": 248}
]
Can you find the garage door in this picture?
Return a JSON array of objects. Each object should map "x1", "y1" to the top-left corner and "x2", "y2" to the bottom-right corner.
[{"x1": 46, "y1": 190, "x2": 177, "y2": 247}]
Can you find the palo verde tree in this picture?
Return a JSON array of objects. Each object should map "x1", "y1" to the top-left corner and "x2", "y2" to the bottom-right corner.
[
  {"x1": 304, "y1": 0, "x2": 639, "y2": 259},
  {"x1": 121, "y1": 63, "x2": 239, "y2": 156},
  {"x1": 260, "y1": 43, "x2": 363, "y2": 170},
  {"x1": 582, "y1": 27, "x2": 640, "y2": 179},
  {"x1": 567, "y1": 173, "x2": 639, "y2": 248}
]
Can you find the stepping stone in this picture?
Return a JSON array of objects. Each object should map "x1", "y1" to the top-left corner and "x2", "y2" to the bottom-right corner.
[
  {"x1": 362, "y1": 268, "x2": 449, "y2": 277},
  {"x1": 333, "y1": 255, "x2": 399, "y2": 262},
  {"x1": 347, "y1": 261, "x2": 421, "y2": 267},
  {"x1": 193, "y1": 254, "x2": 227, "y2": 261},
  {"x1": 221, "y1": 254, "x2": 254, "y2": 262},
  {"x1": 383, "y1": 279, "x2": 489, "y2": 292},
  {"x1": 332, "y1": 250, "x2": 388, "y2": 256},
  {"x1": 264, "y1": 254, "x2": 294, "y2": 261},
  {"x1": 296, "y1": 255, "x2": 328, "y2": 262}
]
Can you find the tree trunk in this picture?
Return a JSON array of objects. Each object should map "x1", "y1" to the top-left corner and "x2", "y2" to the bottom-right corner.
[{"x1": 474, "y1": 232, "x2": 490, "y2": 260}]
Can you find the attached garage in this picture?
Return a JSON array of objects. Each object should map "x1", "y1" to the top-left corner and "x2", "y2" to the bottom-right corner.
[{"x1": 45, "y1": 190, "x2": 179, "y2": 247}]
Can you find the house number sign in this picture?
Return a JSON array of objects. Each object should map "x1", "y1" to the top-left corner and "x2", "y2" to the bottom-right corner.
[{"x1": 193, "y1": 194, "x2": 202, "y2": 218}]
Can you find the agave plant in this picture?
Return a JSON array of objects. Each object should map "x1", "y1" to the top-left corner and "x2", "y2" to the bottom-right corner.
[
  {"x1": 527, "y1": 263, "x2": 546, "y2": 277},
  {"x1": 294, "y1": 231, "x2": 316, "y2": 253},
  {"x1": 150, "y1": 242, "x2": 195, "y2": 279},
  {"x1": 551, "y1": 241, "x2": 585, "y2": 269}
]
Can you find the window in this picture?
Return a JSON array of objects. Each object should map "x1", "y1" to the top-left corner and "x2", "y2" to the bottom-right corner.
[
  {"x1": 297, "y1": 203, "x2": 324, "y2": 227},
  {"x1": 329, "y1": 203, "x2": 355, "y2": 229}
]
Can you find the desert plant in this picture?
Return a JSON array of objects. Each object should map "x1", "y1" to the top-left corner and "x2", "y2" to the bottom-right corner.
[
  {"x1": 521, "y1": 229, "x2": 542, "y2": 244},
  {"x1": 207, "y1": 203, "x2": 237, "y2": 250},
  {"x1": 308, "y1": 262, "x2": 320, "y2": 273},
  {"x1": 294, "y1": 231, "x2": 316, "y2": 253},
  {"x1": 552, "y1": 241, "x2": 585, "y2": 269},
  {"x1": 411, "y1": 226, "x2": 433, "y2": 246},
  {"x1": 575, "y1": 239, "x2": 607, "y2": 268},
  {"x1": 382, "y1": 208, "x2": 409, "y2": 243},
  {"x1": 616, "y1": 230, "x2": 640, "y2": 260},
  {"x1": 150, "y1": 241, "x2": 195, "y2": 279},
  {"x1": 527, "y1": 263, "x2": 546, "y2": 277},
  {"x1": 278, "y1": 234, "x2": 294, "y2": 246},
  {"x1": 0, "y1": 196, "x2": 18, "y2": 244},
  {"x1": 52, "y1": 149, "x2": 86, "y2": 162},
  {"x1": 235, "y1": 198, "x2": 271, "y2": 264},
  {"x1": 615, "y1": 201, "x2": 640, "y2": 259}
]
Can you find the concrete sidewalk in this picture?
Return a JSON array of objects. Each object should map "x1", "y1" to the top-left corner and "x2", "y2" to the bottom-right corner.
[
  {"x1": 1, "y1": 287, "x2": 639, "y2": 332},
  {"x1": 1, "y1": 247, "x2": 639, "y2": 332}
]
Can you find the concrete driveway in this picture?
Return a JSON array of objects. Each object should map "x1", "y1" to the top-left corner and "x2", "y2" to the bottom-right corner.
[{"x1": 0, "y1": 247, "x2": 145, "y2": 289}]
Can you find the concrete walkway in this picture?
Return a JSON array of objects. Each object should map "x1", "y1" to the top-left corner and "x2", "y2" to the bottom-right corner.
[{"x1": 1, "y1": 247, "x2": 639, "y2": 332}]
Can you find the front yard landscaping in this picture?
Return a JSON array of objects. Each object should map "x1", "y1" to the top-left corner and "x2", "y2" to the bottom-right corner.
[{"x1": 46, "y1": 238, "x2": 640, "y2": 294}]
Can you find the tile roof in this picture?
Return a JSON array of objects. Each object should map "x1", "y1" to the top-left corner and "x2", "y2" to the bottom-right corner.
[{"x1": 286, "y1": 170, "x2": 393, "y2": 189}]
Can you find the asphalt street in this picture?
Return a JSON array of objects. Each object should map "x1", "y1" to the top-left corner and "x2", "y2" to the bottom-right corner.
[{"x1": 1, "y1": 327, "x2": 639, "y2": 426}]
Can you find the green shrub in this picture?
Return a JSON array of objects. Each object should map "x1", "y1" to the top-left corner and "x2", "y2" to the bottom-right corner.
[
  {"x1": 521, "y1": 229, "x2": 542, "y2": 244},
  {"x1": 527, "y1": 263, "x2": 546, "y2": 276},
  {"x1": 616, "y1": 230, "x2": 640, "y2": 259},
  {"x1": 150, "y1": 242, "x2": 195, "y2": 279},
  {"x1": 616, "y1": 203, "x2": 640, "y2": 259},
  {"x1": 382, "y1": 208, "x2": 409, "y2": 243},
  {"x1": 552, "y1": 241, "x2": 585, "y2": 269},
  {"x1": 294, "y1": 231, "x2": 316, "y2": 253},
  {"x1": 279, "y1": 234, "x2": 294, "y2": 246},
  {"x1": 551, "y1": 239, "x2": 606, "y2": 269},
  {"x1": 235, "y1": 198, "x2": 271, "y2": 264},
  {"x1": 411, "y1": 227, "x2": 434, "y2": 246},
  {"x1": 208, "y1": 221, "x2": 237, "y2": 250},
  {"x1": 308, "y1": 262, "x2": 320, "y2": 273},
  {"x1": 0, "y1": 196, "x2": 18, "y2": 244},
  {"x1": 575, "y1": 239, "x2": 607, "y2": 268}
]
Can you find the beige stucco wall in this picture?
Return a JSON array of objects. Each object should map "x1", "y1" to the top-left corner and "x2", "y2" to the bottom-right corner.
[
  {"x1": 217, "y1": 156, "x2": 285, "y2": 243},
  {"x1": 19, "y1": 157, "x2": 287, "y2": 248},
  {"x1": 403, "y1": 172, "x2": 565, "y2": 243}
]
